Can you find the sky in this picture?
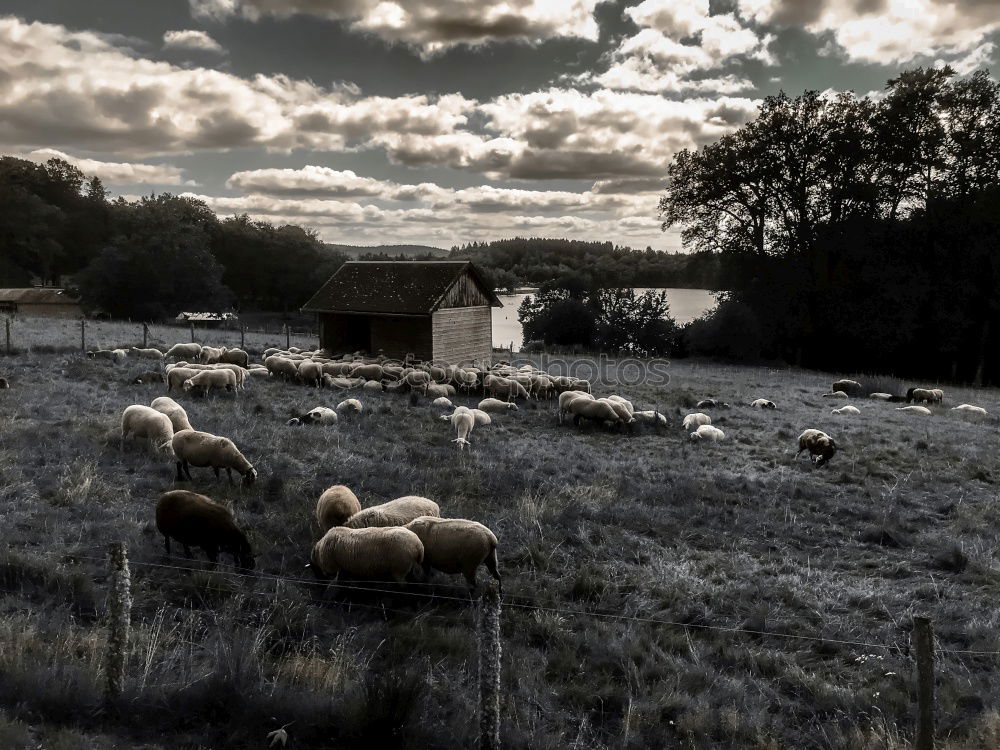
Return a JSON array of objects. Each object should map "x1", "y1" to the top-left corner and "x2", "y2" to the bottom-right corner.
[{"x1": 2, "y1": 1, "x2": 998, "y2": 251}]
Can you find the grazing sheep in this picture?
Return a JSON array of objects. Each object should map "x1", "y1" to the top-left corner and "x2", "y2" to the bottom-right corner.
[
  {"x1": 87, "y1": 349, "x2": 117, "y2": 361},
  {"x1": 112, "y1": 349, "x2": 128, "y2": 363},
  {"x1": 150, "y1": 397, "x2": 194, "y2": 432},
  {"x1": 405, "y1": 516, "x2": 501, "y2": 593},
  {"x1": 265, "y1": 355, "x2": 299, "y2": 380},
  {"x1": 426, "y1": 383, "x2": 457, "y2": 399},
  {"x1": 568, "y1": 396, "x2": 621, "y2": 428},
  {"x1": 344, "y1": 496, "x2": 441, "y2": 529},
  {"x1": 350, "y1": 363, "x2": 383, "y2": 381},
  {"x1": 324, "y1": 375, "x2": 366, "y2": 389},
  {"x1": 172, "y1": 429, "x2": 257, "y2": 485},
  {"x1": 129, "y1": 347, "x2": 164, "y2": 360},
  {"x1": 199, "y1": 346, "x2": 224, "y2": 364},
  {"x1": 696, "y1": 399, "x2": 719, "y2": 409},
  {"x1": 219, "y1": 348, "x2": 250, "y2": 368},
  {"x1": 478, "y1": 397, "x2": 518, "y2": 413},
  {"x1": 951, "y1": 404, "x2": 988, "y2": 416},
  {"x1": 796, "y1": 429, "x2": 837, "y2": 467},
  {"x1": 906, "y1": 387, "x2": 941, "y2": 404},
  {"x1": 451, "y1": 409, "x2": 475, "y2": 449},
  {"x1": 362, "y1": 380, "x2": 383, "y2": 393},
  {"x1": 484, "y1": 374, "x2": 529, "y2": 401},
  {"x1": 682, "y1": 413, "x2": 712, "y2": 431},
  {"x1": 633, "y1": 410, "x2": 667, "y2": 427},
  {"x1": 832, "y1": 379, "x2": 863, "y2": 396},
  {"x1": 120, "y1": 405, "x2": 174, "y2": 452},
  {"x1": 156, "y1": 490, "x2": 254, "y2": 569},
  {"x1": 315, "y1": 485, "x2": 362, "y2": 531},
  {"x1": 598, "y1": 397, "x2": 635, "y2": 424},
  {"x1": 869, "y1": 393, "x2": 893, "y2": 400},
  {"x1": 0, "y1": 376, "x2": 8, "y2": 389},
  {"x1": 296, "y1": 360, "x2": 323, "y2": 388},
  {"x1": 930, "y1": 388, "x2": 944, "y2": 403},
  {"x1": 337, "y1": 398, "x2": 363, "y2": 413},
  {"x1": 831, "y1": 405, "x2": 861, "y2": 415},
  {"x1": 897, "y1": 405, "x2": 932, "y2": 415},
  {"x1": 132, "y1": 371, "x2": 165, "y2": 385},
  {"x1": 433, "y1": 396, "x2": 454, "y2": 409},
  {"x1": 166, "y1": 366, "x2": 202, "y2": 393},
  {"x1": 309, "y1": 526, "x2": 424, "y2": 582},
  {"x1": 690, "y1": 424, "x2": 725, "y2": 442},
  {"x1": 210, "y1": 363, "x2": 248, "y2": 389},
  {"x1": 182, "y1": 368, "x2": 238, "y2": 396},
  {"x1": 605, "y1": 395, "x2": 635, "y2": 417},
  {"x1": 166, "y1": 343, "x2": 203, "y2": 360},
  {"x1": 470, "y1": 408, "x2": 492, "y2": 426},
  {"x1": 749, "y1": 399, "x2": 776, "y2": 409},
  {"x1": 558, "y1": 390, "x2": 593, "y2": 423},
  {"x1": 822, "y1": 391, "x2": 849, "y2": 399},
  {"x1": 402, "y1": 369, "x2": 432, "y2": 393}
]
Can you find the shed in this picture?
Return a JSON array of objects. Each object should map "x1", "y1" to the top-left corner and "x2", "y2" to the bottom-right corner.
[
  {"x1": 0, "y1": 288, "x2": 82, "y2": 318},
  {"x1": 302, "y1": 261, "x2": 502, "y2": 364}
]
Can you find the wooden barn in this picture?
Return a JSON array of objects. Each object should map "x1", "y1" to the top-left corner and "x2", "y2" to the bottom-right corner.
[
  {"x1": 301, "y1": 261, "x2": 502, "y2": 364},
  {"x1": 0, "y1": 288, "x2": 82, "y2": 318}
]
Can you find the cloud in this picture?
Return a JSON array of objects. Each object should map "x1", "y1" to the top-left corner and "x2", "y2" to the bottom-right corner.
[
  {"x1": 162, "y1": 29, "x2": 225, "y2": 53},
  {"x1": 0, "y1": 17, "x2": 473, "y2": 157},
  {"x1": 188, "y1": 0, "x2": 600, "y2": 54},
  {"x1": 22, "y1": 148, "x2": 190, "y2": 185},
  {"x1": 737, "y1": 0, "x2": 1000, "y2": 66}
]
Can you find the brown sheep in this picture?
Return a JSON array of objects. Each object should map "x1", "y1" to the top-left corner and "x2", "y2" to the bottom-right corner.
[
  {"x1": 404, "y1": 516, "x2": 501, "y2": 593},
  {"x1": 155, "y1": 490, "x2": 254, "y2": 569},
  {"x1": 796, "y1": 429, "x2": 837, "y2": 467},
  {"x1": 309, "y1": 526, "x2": 424, "y2": 582},
  {"x1": 172, "y1": 429, "x2": 257, "y2": 485},
  {"x1": 344, "y1": 496, "x2": 440, "y2": 529},
  {"x1": 315, "y1": 485, "x2": 362, "y2": 531}
]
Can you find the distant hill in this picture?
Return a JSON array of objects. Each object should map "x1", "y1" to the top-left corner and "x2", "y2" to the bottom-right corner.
[{"x1": 324, "y1": 243, "x2": 449, "y2": 259}]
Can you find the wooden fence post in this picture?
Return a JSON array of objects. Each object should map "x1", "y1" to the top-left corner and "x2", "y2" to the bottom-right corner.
[
  {"x1": 284, "y1": 324, "x2": 290, "y2": 350},
  {"x1": 478, "y1": 583, "x2": 502, "y2": 750},
  {"x1": 240, "y1": 326, "x2": 245, "y2": 350},
  {"x1": 913, "y1": 615, "x2": 935, "y2": 750},
  {"x1": 189, "y1": 321, "x2": 195, "y2": 343},
  {"x1": 104, "y1": 542, "x2": 132, "y2": 707},
  {"x1": 80, "y1": 318, "x2": 86, "y2": 353},
  {"x1": 142, "y1": 322, "x2": 148, "y2": 349},
  {"x1": 4, "y1": 317, "x2": 10, "y2": 355}
]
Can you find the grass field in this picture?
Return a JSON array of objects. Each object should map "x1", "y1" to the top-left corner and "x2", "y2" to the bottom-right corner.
[{"x1": 1, "y1": 325, "x2": 1000, "y2": 749}]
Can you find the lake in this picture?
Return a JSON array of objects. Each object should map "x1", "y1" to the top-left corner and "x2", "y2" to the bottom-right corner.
[{"x1": 492, "y1": 287, "x2": 718, "y2": 351}]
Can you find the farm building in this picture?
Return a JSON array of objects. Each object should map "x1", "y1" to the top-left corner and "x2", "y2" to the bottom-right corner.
[
  {"x1": 0, "y1": 288, "x2": 82, "y2": 318},
  {"x1": 302, "y1": 261, "x2": 502, "y2": 364}
]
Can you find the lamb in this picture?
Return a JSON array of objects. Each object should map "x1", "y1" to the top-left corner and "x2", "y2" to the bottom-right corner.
[
  {"x1": 344, "y1": 495, "x2": 441, "y2": 529},
  {"x1": 682, "y1": 413, "x2": 712, "y2": 431},
  {"x1": 129, "y1": 347, "x2": 164, "y2": 360},
  {"x1": 297, "y1": 360, "x2": 323, "y2": 388},
  {"x1": 897, "y1": 405, "x2": 932, "y2": 415},
  {"x1": 433, "y1": 397, "x2": 454, "y2": 409},
  {"x1": 951, "y1": 404, "x2": 988, "y2": 416},
  {"x1": 633, "y1": 410, "x2": 667, "y2": 427},
  {"x1": 309, "y1": 526, "x2": 424, "y2": 583},
  {"x1": 199, "y1": 346, "x2": 224, "y2": 364},
  {"x1": 315, "y1": 485, "x2": 362, "y2": 531},
  {"x1": 832, "y1": 379, "x2": 863, "y2": 396},
  {"x1": 478, "y1": 397, "x2": 519, "y2": 413},
  {"x1": 869, "y1": 393, "x2": 893, "y2": 400},
  {"x1": 218, "y1": 348, "x2": 250, "y2": 368},
  {"x1": 171, "y1": 429, "x2": 257, "y2": 485},
  {"x1": 451, "y1": 408, "x2": 475, "y2": 450},
  {"x1": 796, "y1": 429, "x2": 837, "y2": 467},
  {"x1": 690, "y1": 424, "x2": 725, "y2": 442},
  {"x1": 120, "y1": 405, "x2": 174, "y2": 452},
  {"x1": 150, "y1": 396, "x2": 194, "y2": 432},
  {"x1": 155, "y1": 490, "x2": 254, "y2": 569},
  {"x1": 405, "y1": 516, "x2": 501, "y2": 593},
  {"x1": 132, "y1": 371, "x2": 165, "y2": 385},
  {"x1": 749, "y1": 399, "x2": 776, "y2": 409},
  {"x1": 166, "y1": 343, "x2": 203, "y2": 360},
  {"x1": 831, "y1": 405, "x2": 861, "y2": 415},
  {"x1": 823, "y1": 391, "x2": 849, "y2": 399},
  {"x1": 182, "y1": 368, "x2": 238, "y2": 396},
  {"x1": 337, "y1": 398, "x2": 363, "y2": 413}
]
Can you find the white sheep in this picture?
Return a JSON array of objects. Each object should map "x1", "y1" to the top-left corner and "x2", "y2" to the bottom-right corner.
[
  {"x1": 749, "y1": 399, "x2": 776, "y2": 409},
  {"x1": 343, "y1": 496, "x2": 441, "y2": 529},
  {"x1": 171, "y1": 429, "x2": 257, "y2": 485},
  {"x1": 404, "y1": 516, "x2": 501, "y2": 593},
  {"x1": 633, "y1": 410, "x2": 667, "y2": 427},
  {"x1": 451, "y1": 409, "x2": 475, "y2": 450},
  {"x1": 690, "y1": 424, "x2": 725, "y2": 442},
  {"x1": 120, "y1": 405, "x2": 174, "y2": 452},
  {"x1": 951, "y1": 404, "x2": 988, "y2": 416},
  {"x1": 605, "y1": 394, "x2": 635, "y2": 417},
  {"x1": 129, "y1": 347, "x2": 164, "y2": 360},
  {"x1": 297, "y1": 360, "x2": 323, "y2": 388},
  {"x1": 682, "y1": 412, "x2": 712, "y2": 431},
  {"x1": 315, "y1": 485, "x2": 362, "y2": 531},
  {"x1": 433, "y1": 397, "x2": 454, "y2": 409},
  {"x1": 557, "y1": 390, "x2": 593, "y2": 423},
  {"x1": 166, "y1": 343, "x2": 202, "y2": 361},
  {"x1": 897, "y1": 406, "x2": 932, "y2": 415},
  {"x1": 823, "y1": 391, "x2": 849, "y2": 399},
  {"x1": 478, "y1": 397, "x2": 518, "y2": 413},
  {"x1": 288, "y1": 406, "x2": 338, "y2": 426},
  {"x1": 150, "y1": 396, "x2": 194, "y2": 432},
  {"x1": 869, "y1": 393, "x2": 893, "y2": 400},
  {"x1": 470, "y1": 408, "x2": 492, "y2": 426},
  {"x1": 309, "y1": 526, "x2": 424, "y2": 583},
  {"x1": 337, "y1": 398, "x2": 363, "y2": 413},
  {"x1": 182, "y1": 368, "x2": 238, "y2": 396},
  {"x1": 362, "y1": 380, "x2": 383, "y2": 393},
  {"x1": 598, "y1": 397, "x2": 635, "y2": 424},
  {"x1": 831, "y1": 405, "x2": 861, "y2": 415},
  {"x1": 166, "y1": 366, "x2": 202, "y2": 393},
  {"x1": 199, "y1": 346, "x2": 224, "y2": 364}
]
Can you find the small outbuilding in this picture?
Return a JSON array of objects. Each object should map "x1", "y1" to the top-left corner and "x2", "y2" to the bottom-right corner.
[
  {"x1": 302, "y1": 261, "x2": 501, "y2": 365},
  {"x1": 0, "y1": 288, "x2": 82, "y2": 318}
]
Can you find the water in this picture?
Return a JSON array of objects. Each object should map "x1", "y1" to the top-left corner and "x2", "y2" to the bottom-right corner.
[{"x1": 492, "y1": 287, "x2": 718, "y2": 351}]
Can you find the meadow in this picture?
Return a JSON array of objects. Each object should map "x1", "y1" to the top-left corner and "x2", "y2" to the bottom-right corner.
[{"x1": 1, "y1": 317, "x2": 1000, "y2": 748}]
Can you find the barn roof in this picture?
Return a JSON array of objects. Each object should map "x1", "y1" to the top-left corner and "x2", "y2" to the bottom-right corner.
[
  {"x1": 301, "y1": 261, "x2": 502, "y2": 315},
  {"x1": 0, "y1": 287, "x2": 80, "y2": 305}
]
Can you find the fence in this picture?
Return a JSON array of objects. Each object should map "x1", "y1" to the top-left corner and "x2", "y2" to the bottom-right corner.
[{"x1": 0, "y1": 315, "x2": 318, "y2": 356}]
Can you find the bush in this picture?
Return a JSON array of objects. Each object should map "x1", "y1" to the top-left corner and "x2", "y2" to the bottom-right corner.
[{"x1": 683, "y1": 299, "x2": 764, "y2": 362}]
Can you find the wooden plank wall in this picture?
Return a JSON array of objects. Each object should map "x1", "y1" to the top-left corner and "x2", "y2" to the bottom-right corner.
[
  {"x1": 437, "y1": 271, "x2": 492, "y2": 309},
  {"x1": 432, "y1": 306, "x2": 492, "y2": 366}
]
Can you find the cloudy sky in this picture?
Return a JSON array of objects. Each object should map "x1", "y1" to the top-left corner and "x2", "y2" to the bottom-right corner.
[{"x1": 2, "y1": 1, "x2": 998, "y2": 250}]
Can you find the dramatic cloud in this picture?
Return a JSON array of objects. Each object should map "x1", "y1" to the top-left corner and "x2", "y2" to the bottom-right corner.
[
  {"x1": 0, "y1": 17, "x2": 472, "y2": 156},
  {"x1": 22, "y1": 148, "x2": 190, "y2": 185},
  {"x1": 188, "y1": 0, "x2": 600, "y2": 53},
  {"x1": 737, "y1": 0, "x2": 1000, "y2": 66},
  {"x1": 162, "y1": 29, "x2": 225, "y2": 53}
]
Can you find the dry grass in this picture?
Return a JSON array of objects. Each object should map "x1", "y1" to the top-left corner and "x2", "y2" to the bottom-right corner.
[{"x1": 0, "y1": 338, "x2": 998, "y2": 748}]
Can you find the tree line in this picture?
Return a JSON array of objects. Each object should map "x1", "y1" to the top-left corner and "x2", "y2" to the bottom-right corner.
[
  {"x1": 0, "y1": 155, "x2": 346, "y2": 320},
  {"x1": 661, "y1": 67, "x2": 1000, "y2": 384}
]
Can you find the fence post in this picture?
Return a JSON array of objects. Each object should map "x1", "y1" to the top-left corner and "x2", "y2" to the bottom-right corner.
[
  {"x1": 142, "y1": 322, "x2": 148, "y2": 349},
  {"x1": 284, "y1": 324, "x2": 290, "y2": 350},
  {"x1": 190, "y1": 322, "x2": 195, "y2": 343},
  {"x1": 478, "y1": 583, "x2": 502, "y2": 750},
  {"x1": 913, "y1": 615, "x2": 935, "y2": 750},
  {"x1": 80, "y1": 318, "x2": 86, "y2": 353},
  {"x1": 4, "y1": 317, "x2": 10, "y2": 355},
  {"x1": 104, "y1": 542, "x2": 132, "y2": 707},
  {"x1": 240, "y1": 326, "x2": 245, "y2": 350}
]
